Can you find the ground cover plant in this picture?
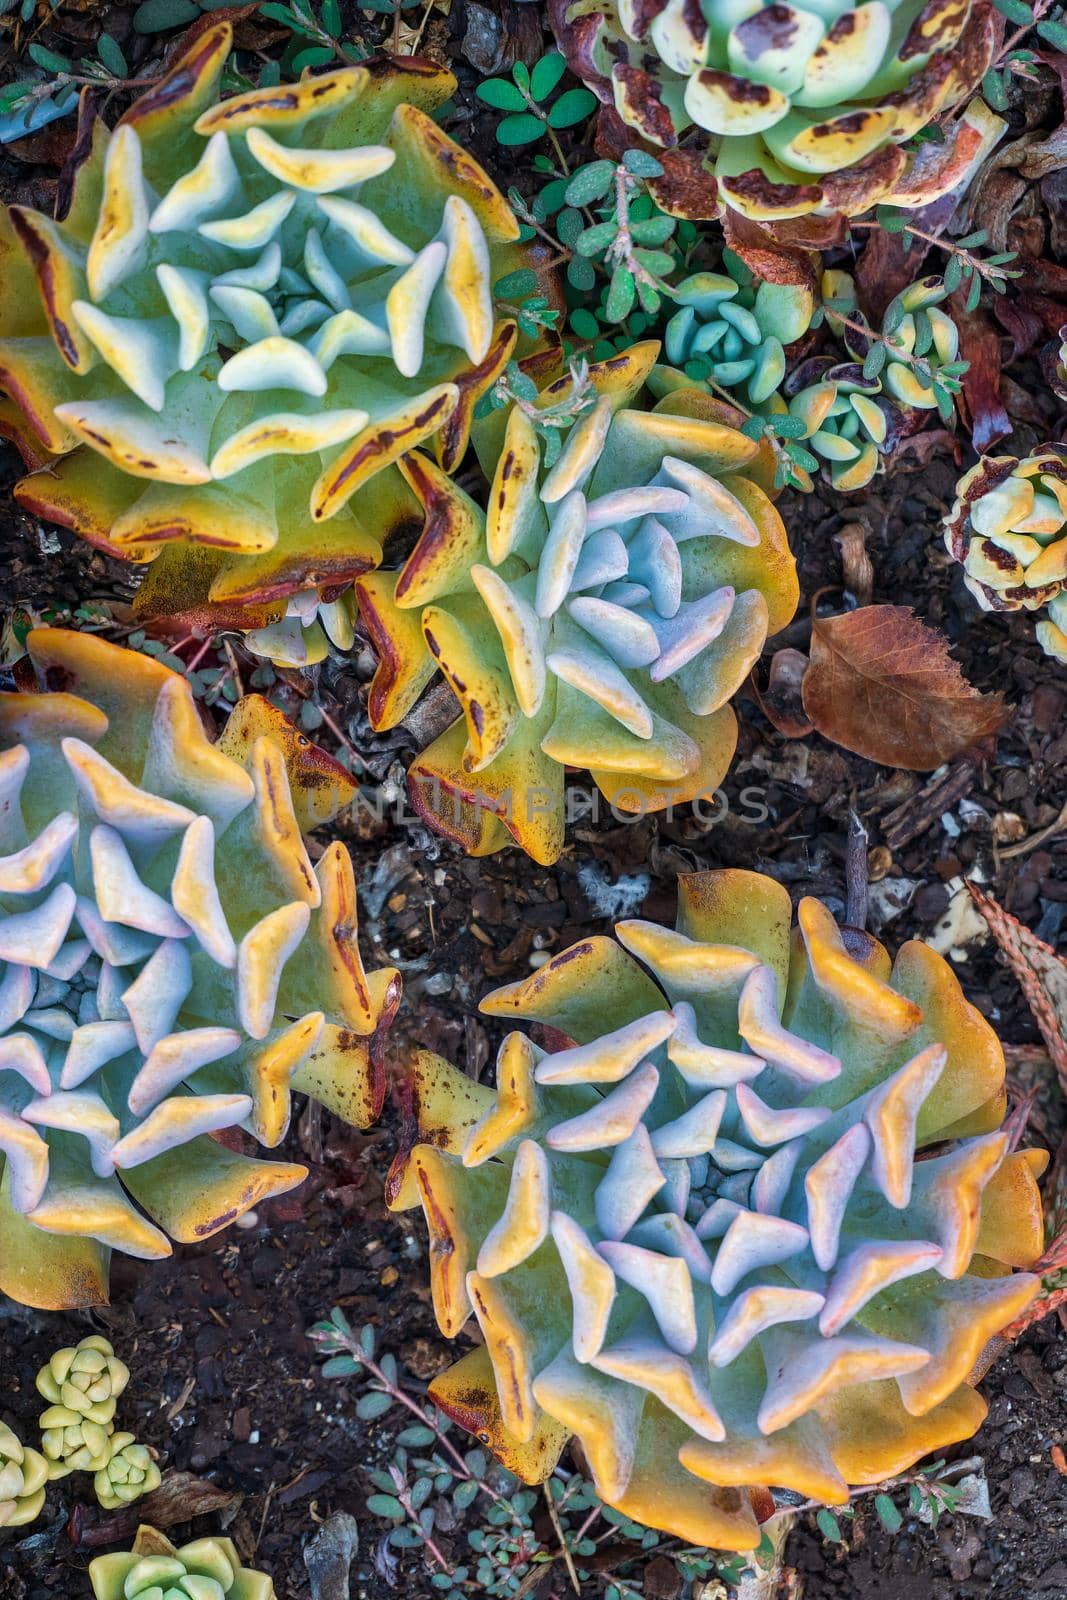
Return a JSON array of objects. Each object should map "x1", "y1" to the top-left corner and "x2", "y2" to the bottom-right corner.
[{"x1": 0, "y1": 1, "x2": 1066, "y2": 1598}]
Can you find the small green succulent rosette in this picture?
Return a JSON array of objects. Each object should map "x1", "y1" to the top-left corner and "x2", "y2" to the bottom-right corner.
[
  {"x1": 0, "y1": 1423, "x2": 48, "y2": 1529},
  {"x1": 0, "y1": 22, "x2": 538, "y2": 643},
  {"x1": 549, "y1": 0, "x2": 1001, "y2": 220},
  {"x1": 355, "y1": 342, "x2": 798, "y2": 865},
  {"x1": 944, "y1": 446, "x2": 1067, "y2": 662},
  {"x1": 660, "y1": 254, "x2": 815, "y2": 406},
  {"x1": 0, "y1": 628, "x2": 399, "y2": 1311},
  {"x1": 36, "y1": 1334, "x2": 129, "y2": 1478},
  {"x1": 389, "y1": 869, "x2": 1044, "y2": 1548},
  {"x1": 90, "y1": 1527, "x2": 275, "y2": 1600},
  {"x1": 94, "y1": 1434, "x2": 162, "y2": 1510},
  {"x1": 787, "y1": 364, "x2": 889, "y2": 492}
]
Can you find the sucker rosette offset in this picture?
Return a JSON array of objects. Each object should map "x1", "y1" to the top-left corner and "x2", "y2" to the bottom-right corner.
[
  {"x1": 944, "y1": 446, "x2": 1067, "y2": 663},
  {"x1": 549, "y1": 0, "x2": 1004, "y2": 222},
  {"x1": 0, "y1": 628, "x2": 400, "y2": 1311},
  {"x1": 36, "y1": 1334, "x2": 129, "y2": 1477},
  {"x1": 89, "y1": 1525, "x2": 275, "y2": 1599},
  {"x1": 387, "y1": 869, "x2": 1045, "y2": 1548},
  {"x1": 354, "y1": 343, "x2": 798, "y2": 865},
  {"x1": 0, "y1": 22, "x2": 545, "y2": 644},
  {"x1": 0, "y1": 1422, "x2": 48, "y2": 1529}
]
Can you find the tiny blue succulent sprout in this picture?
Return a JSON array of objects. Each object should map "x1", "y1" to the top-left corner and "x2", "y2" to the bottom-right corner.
[{"x1": 664, "y1": 253, "x2": 815, "y2": 409}]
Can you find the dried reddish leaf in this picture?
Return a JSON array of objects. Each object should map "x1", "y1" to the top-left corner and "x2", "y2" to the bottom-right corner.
[
  {"x1": 952, "y1": 300, "x2": 1011, "y2": 452},
  {"x1": 1052, "y1": 1445, "x2": 1067, "y2": 1476},
  {"x1": 967, "y1": 882, "x2": 1067, "y2": 1095},
  {"x1": 721, "y1": 210, "x2": 817, "y2": 293},
  {"x1": 854, "y1": 226, "x2": 925, "y2": 322},
  {"x1": 801, "y1": 605, "x2": 1009, "y2": 770}
]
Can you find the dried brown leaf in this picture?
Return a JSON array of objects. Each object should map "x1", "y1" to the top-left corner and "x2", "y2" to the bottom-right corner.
[
  {"x1": 801, "y1": 605, "x2": 1009, "y2": 770},
  {"x1": 721, "y1": 210, "x2": 817, "y2": 293},
  {"x1": 749, "y1": 648, "x2": 814, "y2": 738},
  {"x1": 952, "y1": 300, "x2": 1011, "y2": 452},
  {"x1": 72, "y1": 1472, "x2": 243, "y2": 1550}
]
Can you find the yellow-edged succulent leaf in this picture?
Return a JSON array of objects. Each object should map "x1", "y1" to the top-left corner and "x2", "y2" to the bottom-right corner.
[
  {"x1": 552, "y1": 0, "x2": 999, "y2": 220},
  {"x1": 0, "y1": 628, "x2": 398, "y2": 1310},
  {"x1": 0, "y1": 26, "x2": 540, "y2": 654},
  {"x1": 358, "y1": 348, "x2": 798, "y2": 863},
  {"x1": 392, "y1": 868, "x2": 1043, "y2": 1545}
]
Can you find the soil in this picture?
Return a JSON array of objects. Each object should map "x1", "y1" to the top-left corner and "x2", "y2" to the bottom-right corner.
[{"x1": 1, "y1": 3, "x2": 1067, "y2": 1599}]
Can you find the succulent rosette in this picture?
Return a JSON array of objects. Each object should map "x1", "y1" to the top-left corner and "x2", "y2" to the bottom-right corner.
[
  {"x1": 788, "y1": 365, "x2": 888, "y2": 491},
  {"x1": 0, "y1": 1423, "x2": 48, "y2": 1529},
  {"x1": 90, "y1": 1527, "x2": 275, "y2": 1600},
  {"x1": 550, "y1": 0, "x2": 1001, "y2": 221},
  {"x1": 660, "y1": 256, "x2": 815, "y2": 405},
  {"x1": 0, "y1": 628, "x2": 399, "y2": 1311},
  {"x1": 355, "y1": 343, "x2": 798, "y2": 865},
  {"x1": 944, "y1": 447, "x2": 1067, "y2": 662},
  {"x1": 389, "y1": 869, "x2": 1045, "y2": 1547},
  {"x1": 825, "y1": 270, "x2": 962, "y2": 409},
  {"x1": 0, "y1": 23, "x2": 538, "y2": 640},
  {"x1": 94, "y1": 1434, "x2": 162, "y2": 1510}
]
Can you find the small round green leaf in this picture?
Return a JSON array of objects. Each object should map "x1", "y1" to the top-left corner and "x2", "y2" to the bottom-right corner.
[
  {"x1": 547, "y1": 88, "x2": 597, "y2": 129},
  {"x1": 477, "y1": 79, "x2": 527, "y2": 112},
  {"x1": 530, "y1": 52, "x2": 568, "y2": 101},
  {"x1": 496, "y1": 112, "x2": 546, "y2": 146}
]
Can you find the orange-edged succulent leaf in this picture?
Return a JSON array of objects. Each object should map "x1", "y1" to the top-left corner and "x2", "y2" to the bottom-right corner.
[
  {"x1": 0, "y1": 26, "x2": 542, "y2": 651},
  {"x1": 358, "y1": 349, "x2": 798, "y2": 863},
  {"x1": 392, "y1": 869, "x2": 1043, "y2": 1543},
  {"x1": 0, "y1": 628, "x2": 397, "y2": 1310}
]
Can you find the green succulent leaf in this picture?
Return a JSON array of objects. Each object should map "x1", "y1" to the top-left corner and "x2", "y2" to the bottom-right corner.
[
  {"x1": 622, "y1": 149, "x2": 664, "y2": 177},
  {"x1": 605, "y1": 265, "x2": 637, "y2": 321},
  {"x1": 875, "y1": 1494, "x2": 904, "y2": 1533},
  {"x1": 494, "y1": 268, "x2": 539, "y2": 298},
  {"x1": 629, "y1": 215, "x2": 676, "y2": 246},
  {"x1": 367, "y1": 1494, "x2": 406, "y2": 1521},
  {"x1": 575, "y1": 219, "x2": 618, "y2": 257},
  {"x1": 992, "y1": 0, "x2": 1033, "y2": 22},
  {"x1": 96, "y1": 34, "x2": 128, "y2": 77}
]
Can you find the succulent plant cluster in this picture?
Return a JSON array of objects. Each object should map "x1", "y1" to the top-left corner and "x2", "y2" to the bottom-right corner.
[
  {"x1": 90, "y1": 1526, "x2": 275, "y2": 1600},
  {"x1": 356, "y1": 343, "x2": 798, "y2": 863},
  {"x1": 785, "y1": 365, "x2": 889, "y2": 491},
  {"x1": 661, "y1": 254, "x2": 815, "y2": 405},
  {"x1": 34, "y1": 1334, "x2": 161, "y2": 1508},
  {"x1": 390, "y1": 869, "x2": 1044, "y2": 1546},
  {"x1": 0, "y1": 23, "x2": 536, "y2": 646},
  {"x1": 777, "y1": 272, "x2": 963, "y2": 490},
  {"x1": 551, "y1": 0, "x2": 998, "y2": 220},
  {"x1": 37, "y1": 1334, "x2": 129, "y2": 1476},
  {"x1": 0, "y1": 628, "x2": 398, "y2": 1311},
  {"x1": 944, "y1": 447, "x2": 1067, "y2": 661},
  {"x1": 0, "y1": 1422, "x2": 48, "y2": 1529}
]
